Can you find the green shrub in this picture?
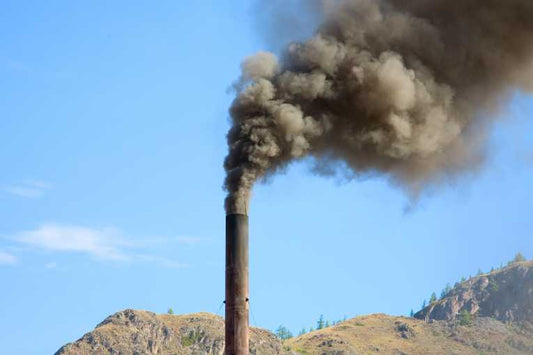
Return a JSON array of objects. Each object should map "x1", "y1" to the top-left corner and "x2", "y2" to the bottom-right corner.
[{"x1": 458, "y1": 310, "x2": 472, "y2": 326}]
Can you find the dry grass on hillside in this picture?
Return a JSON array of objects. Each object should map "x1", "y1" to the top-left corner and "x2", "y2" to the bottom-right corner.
[{"x1": 286, "y1": 313, "x2": 533, "y2": 355}]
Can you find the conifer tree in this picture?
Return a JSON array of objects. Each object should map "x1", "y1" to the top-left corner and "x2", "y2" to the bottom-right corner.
[
  {"x1": 441, "y1": 283, "x2": 452, "y2": 299},
  {"x1": 275, "y1": 326, "x2": 293, "y2": 340},
  {"x1": 317, "y1": 315, "x2": 325, "y2": 330},
  {"x1": 429, "y1": 292, "x2": 437, "y2": 303}
]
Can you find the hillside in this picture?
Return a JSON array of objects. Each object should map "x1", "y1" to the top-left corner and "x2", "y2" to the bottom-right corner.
[
  {"x1": 56, "y1": 310, "x2": 289, "y2": 355},
  {"x1": 416, "y1": 260, "x2": 533, "y2": 323},
  {"x1": 286, "y1": 314, "x2": 533, "y2": 354},
  {"x1": 57, "y1": 261, "x2": 533, "y2": 354}
]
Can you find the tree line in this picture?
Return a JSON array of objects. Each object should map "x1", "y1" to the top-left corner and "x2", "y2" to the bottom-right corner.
[{"x1": 275, "y1": 314, "x2": 348, "y2": 340}]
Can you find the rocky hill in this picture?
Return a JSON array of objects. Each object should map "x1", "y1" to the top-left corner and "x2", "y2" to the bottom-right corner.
[
  {"x1": 56, "y1": 310, "x2": 289, "y2": 355},
  {"x1": 286, "y1": 313, "x2": 533, "y2": 354},
  {"x1": 57, "y1": 261, "x2": 533, "y2": 355},
  {"x1": 415, "y1": 260, "x2": 533, "y2": 323}
]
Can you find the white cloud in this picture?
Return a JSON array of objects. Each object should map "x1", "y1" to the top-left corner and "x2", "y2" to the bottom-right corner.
[
  {"x1": 14, "y1": 224, "x2": 127, "y2": 261},
  {"x1": 3, "y1": 179, "x2": 52, "y2": 198},
  {"x1": 9, "y1": 224, "x2": 192, "y2": 268},
  {"x1": 0, "y1": 251, "x2": 17, "y2": 265},
  {"x1": 3, "y1": 186, "x2": 44, "y2": 198}
]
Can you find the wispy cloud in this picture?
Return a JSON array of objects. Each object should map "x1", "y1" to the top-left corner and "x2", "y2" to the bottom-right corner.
[
  {"x1": 8, "y1": 223, "x2": 191, "y2": 268},
  {"x1": 4, "y1": 186, "x2": 44, "y2": 198},
  {"x1": 0, "y1": 251, "x2": 17, "y2": 265},
  {"x1": 14, "y1": 224, "x2": 128, "y2": 261},
  {"x1": 3, "y1": 180, "x2": 52, "y2": 198},
  {"x1": 24, "y1": 180, "x2": 53, "y2": 189}
]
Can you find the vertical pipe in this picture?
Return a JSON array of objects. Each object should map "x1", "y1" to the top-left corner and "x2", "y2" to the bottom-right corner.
[{"x1": 225, "y1": 214, "x2": 249, "y2": 355}]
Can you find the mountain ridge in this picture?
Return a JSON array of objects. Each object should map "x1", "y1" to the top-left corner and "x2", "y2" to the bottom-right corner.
[{"x1": 56, "y1": 260, "x2": 533, "y2": 354}]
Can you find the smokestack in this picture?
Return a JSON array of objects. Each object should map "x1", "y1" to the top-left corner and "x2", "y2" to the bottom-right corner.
[{"x1": 225, "y1": 213, "x2": 249, "y2": 355}]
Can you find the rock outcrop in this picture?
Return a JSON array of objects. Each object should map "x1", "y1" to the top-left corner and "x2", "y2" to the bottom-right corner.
[{"x1": 415, "y1": 260, "x2": 533, "y2": 323}]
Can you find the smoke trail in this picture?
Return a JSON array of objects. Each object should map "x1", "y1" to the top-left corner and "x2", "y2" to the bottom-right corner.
[{"x1": 224, "y1": 0, "x2": 533, "y2": 214}]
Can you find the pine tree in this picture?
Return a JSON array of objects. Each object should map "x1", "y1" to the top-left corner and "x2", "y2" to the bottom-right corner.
[
  {"x1": 167, "y1": 308, "x2": 174, "y2": 315},
  {"x1": 441, "y1": 283, "x2": 452, "y2": 299},
  {"x1": 325, "y1": 320, "x2": 330, "y2": 328},
  {"x1": 409, "y1": 309, "x2": 414, "y2": 317},
  {"x1": 422, "y1": 299, "x2": 427, "y2": 309},
  {"x1": 298, "y1": 328, "x2": 306, "y2": 336},
  {"x1": 429, "y1": 292, "x2": 437, "y2": 303},
  {"x1": 275, "y1": 325, "x2": 293, "y2": 340},
  {"x1": 317, "y1": 315, "x2": 325, "y2": 330}
]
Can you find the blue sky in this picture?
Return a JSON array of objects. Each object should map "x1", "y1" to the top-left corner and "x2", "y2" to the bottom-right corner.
[{"x1": 1, "y1": 1, "x2": 532, "y2": 354}]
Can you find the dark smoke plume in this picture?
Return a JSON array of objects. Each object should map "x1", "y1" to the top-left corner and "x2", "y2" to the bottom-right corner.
[{"x1": 224, "y1": 0, "x2": 533, "y2": 214}]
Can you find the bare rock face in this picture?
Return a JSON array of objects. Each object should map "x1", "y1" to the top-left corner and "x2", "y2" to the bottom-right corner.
[
  {"x1": 55, "y1": 310, "x2": 289, "y2": 355},
  {"x1": 415, "y1": 261, "x2": 533, "y2": 323}
]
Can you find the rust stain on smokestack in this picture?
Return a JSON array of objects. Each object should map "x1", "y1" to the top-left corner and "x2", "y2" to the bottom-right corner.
[{"x1": 225, "y1": 214, "x2": 249, "y2": 355}]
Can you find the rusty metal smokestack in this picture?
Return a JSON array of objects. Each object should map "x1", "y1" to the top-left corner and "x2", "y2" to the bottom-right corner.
[{"x1": 225, "y1": 214, "x2": 249, "y2": 355}]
